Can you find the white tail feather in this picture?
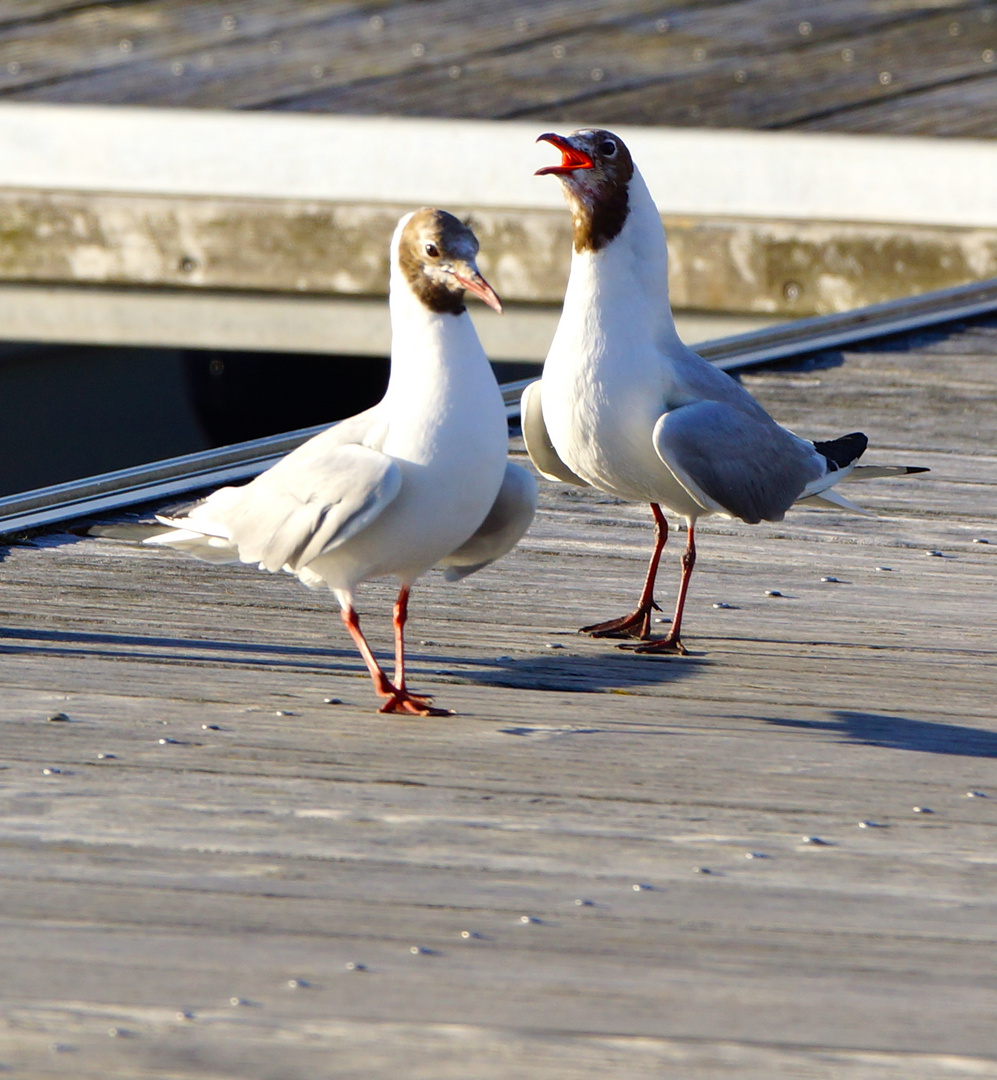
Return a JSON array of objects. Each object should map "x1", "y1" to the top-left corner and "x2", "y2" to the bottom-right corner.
[
  {"x1": 144, "y1": 528, "x2": 241, "y2": 563},
  {"x1": 798, "y1": 488, "x2": 872, "y2": 515},
  {"x1": 844, "y1": 465, "x2": 921, "y2": 481}
]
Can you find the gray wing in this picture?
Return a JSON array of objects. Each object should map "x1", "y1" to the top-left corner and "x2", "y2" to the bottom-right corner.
[
  {"x1": 668, "y1": 341, "x2": 775, "y2": 424},
  {"x1": 438, "y1": 462, "x2": 537, "y2": 581},
  {"x1": 153, "y1": 442, "x2": 402, "y2": 572},
  {"x1": 520, "y1": 379, "x2": 589, "y2": 487},
  {"x1": 652, "y1": 402, "x2": 823, "y2": 524}
]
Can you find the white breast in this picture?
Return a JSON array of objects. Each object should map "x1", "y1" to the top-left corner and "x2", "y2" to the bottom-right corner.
[
  {"x1": 312, "y1": 292, "x2": 509, "y2": 592},
  {"x1": 540, "y1": 182, "x2": 704, "y2": 517}
]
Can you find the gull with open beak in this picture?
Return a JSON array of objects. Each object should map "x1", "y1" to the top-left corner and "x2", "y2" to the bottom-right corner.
[
  {"x1": 148, "y1": 208, "x2": 536, "y2": 714},
  {"x1": 523, "y1": 130, "x2": 926, "y2": 654}
]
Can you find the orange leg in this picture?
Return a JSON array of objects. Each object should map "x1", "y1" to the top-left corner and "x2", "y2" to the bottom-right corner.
[
  {"x1": 632, "y1": 521, "x2": 696, "y2": 655},
  {"x1": 341, "y1": 591, "x2": 452, "y2": 717},
  {"x1": 340, "y1": 604, "x2": 395, "y2": 697},
  {"x1": 581, "y1": 503, "x2": 667, "y2": 640}
]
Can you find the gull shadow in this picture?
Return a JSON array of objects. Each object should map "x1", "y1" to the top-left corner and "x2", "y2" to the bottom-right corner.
[
  {"x1": 0, "y1": 626, "x2": 355, "y2": 672},
  {"x1": 1, "y1": 626, "x2": 706, "y2": 694},
  {"x1": 763, "y1": 709, "x2": 997, "y2": 758},
  {"x1": 463, "y1": 650, "x2": 705, "y2": 694}
]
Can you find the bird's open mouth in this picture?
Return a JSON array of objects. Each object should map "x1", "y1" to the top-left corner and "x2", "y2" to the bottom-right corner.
[{"x1": 535, "y1": 133, "x2": 594, "y2": 175}]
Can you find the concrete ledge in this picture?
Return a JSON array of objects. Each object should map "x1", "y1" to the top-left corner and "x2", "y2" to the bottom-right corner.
[
  {"x1": 2, "y1": 190, "x2": 996, "y2": 320},
  {"x1": 0, "y1": 284, "x2": 774, "y2": 359}
]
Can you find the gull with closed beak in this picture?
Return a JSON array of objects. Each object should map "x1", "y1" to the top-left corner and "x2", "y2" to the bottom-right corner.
[{"x1": 149, "y1": 208, "x2": 536, "y2": 714}]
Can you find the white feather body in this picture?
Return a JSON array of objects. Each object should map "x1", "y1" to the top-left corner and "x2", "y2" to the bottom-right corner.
[
  {"x1": 307, "y1": 272, "x2": 509, "y2": 597},
  {"x1": 537, "y1": 164, "x2": 843, "y2": 524},
  {"x1": 148, "y1": 214, "x2": 513, "y2": 607}
]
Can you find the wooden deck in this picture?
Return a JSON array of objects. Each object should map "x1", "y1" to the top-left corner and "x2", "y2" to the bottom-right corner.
[
  {"x1": 1, "y1": 0, "x2": 995, "y2": 135},
  {"x1": 2, "y1": 3, "x2": 997, "y2": 1074},
  {"x1": 1, "y1": 315, "x2": 995, "y2": 1077}
]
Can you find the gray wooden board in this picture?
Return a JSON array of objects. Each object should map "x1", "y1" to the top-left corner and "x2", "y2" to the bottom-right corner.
[
  {"x1": 796, "y1": 69, "x2": 997, "y2": 135},
  {"x1": 1, "y1": 0, "x2": 996, "y2": 136},
  {"x1": 1, "y1": 320, "x2": 996, "y2": 1077}
]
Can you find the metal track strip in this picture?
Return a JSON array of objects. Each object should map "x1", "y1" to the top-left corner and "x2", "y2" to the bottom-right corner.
[{"x1": 2, "y1": 277, "x2": 996, "y2": 537}]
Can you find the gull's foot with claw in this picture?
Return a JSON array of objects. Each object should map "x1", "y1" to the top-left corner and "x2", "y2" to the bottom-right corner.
[
  {"x1": 378, "y1": 689, "x2": 454, "y2": 717},
  {"x1": 580, "y1": 602, "x2": 659, "y2": 640},
  {"x1": 620, "y1": 635, "x2": 687, "y2": 656}
]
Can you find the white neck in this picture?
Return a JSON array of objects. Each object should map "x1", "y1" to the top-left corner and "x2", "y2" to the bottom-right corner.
[
  {"x1": 560, "y1": 165, "x2": 682, "y2": 353},
  {"x1": 387, "y1": 264, "x2": 488, "y2": 391},
  {"x1": 381, "y1": 234, "x2": 501, "y2": 455}
]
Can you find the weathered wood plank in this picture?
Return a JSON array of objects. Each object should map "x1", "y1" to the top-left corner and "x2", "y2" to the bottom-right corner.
[
  {"x1": 3, "y1": 0, "x2": 992, "y2": 143},
  {"x1": 0, "y1": 0, "x2": 673, "y2": 107},
  {"x1": 275, "y1": 0, "x2": 984, "y2": 120},
  {"x1": 740, "y1": 318, "x2": 997, "y2": 449},
  {"x1": 0, "y1": 1, "x2": 95, "y2": 27},
  {"x1": 532, "y1": 4, "x2": 997, "y2": 130},
  {"x1": 0, "y1": 319, "x2": 995, "y2": 1076},
  {"x1": 0, "y1": 1, "x2": 364, "y2": 96},
  {"x1": 797, "y1": 69, "x2": 997, "y2": 135}
]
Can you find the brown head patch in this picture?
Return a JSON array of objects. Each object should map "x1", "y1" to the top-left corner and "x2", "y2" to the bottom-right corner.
[
  {"x1": 541, "y1": 130, "x2": 635, "y2": 254},
  {"x1": 397, "y1": 208, "x2": 479, "y2": 315}
]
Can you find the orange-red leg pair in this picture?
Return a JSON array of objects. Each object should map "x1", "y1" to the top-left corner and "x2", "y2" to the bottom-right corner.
[
  {"x1": 341, "y1": 586, "x2": 452, "y2": 716},
  {"x1": 581, "y1": 503, "x2": 696, "y2": 655}
]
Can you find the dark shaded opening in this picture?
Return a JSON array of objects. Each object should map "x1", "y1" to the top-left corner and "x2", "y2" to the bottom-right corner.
[
  {"x1": 0, "y1": 344, "x2": 387, "y2": 496},
  {"x1": 0, "y1": 343, "x2": 537, "y2": 498}
]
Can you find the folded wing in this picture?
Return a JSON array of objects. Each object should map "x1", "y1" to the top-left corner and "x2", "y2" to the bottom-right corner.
[
  {"x1": 149, "y1": 441, "x2": 402, "y2": 573},
  {"x1": 439, "y1": 462, "x2": 537, "y2": 581},
  {"x1": 653, "y1": 402, "x2": 824, "y2": 524},
  {"x1": 520, "y1": 379, "x2": 589, "y2": 486}
]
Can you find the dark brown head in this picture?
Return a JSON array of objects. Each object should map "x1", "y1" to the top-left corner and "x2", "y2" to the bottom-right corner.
[
  {"x1": 536, "y1": 129, "x2": 634, "y2": 254},
  {"x1": 396, "y1": 208, "x2": 502, "y2": 315}
]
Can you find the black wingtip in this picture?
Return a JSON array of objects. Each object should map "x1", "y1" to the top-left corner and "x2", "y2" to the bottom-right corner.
[
  {"x1": 813, "y1": 431, "x2": 868, "y2": 470},
  {"x1": 904, "y1": 466, "x2": 930, "y2": 474}
]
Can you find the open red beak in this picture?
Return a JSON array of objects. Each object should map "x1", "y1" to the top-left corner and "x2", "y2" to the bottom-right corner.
[{"x1": 535, "y1": 133, "x2": 594, "y2": 176}]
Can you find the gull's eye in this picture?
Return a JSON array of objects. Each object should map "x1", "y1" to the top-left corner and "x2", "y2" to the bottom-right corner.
[
  {"x1": 425, "y1": 243, "x2": 440, "y2": 258},
  {"x1": 599, "y1": 139, "x2": 617, "y2": 157}
]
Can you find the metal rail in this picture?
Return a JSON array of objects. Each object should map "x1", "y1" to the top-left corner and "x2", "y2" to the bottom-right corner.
[{"x1": 2, "y1": 277, "x2": 996, "y2": 537}]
